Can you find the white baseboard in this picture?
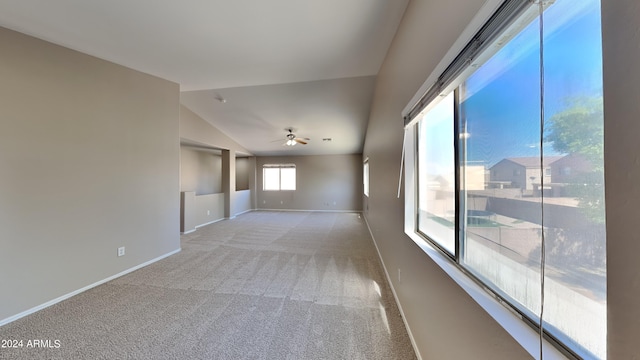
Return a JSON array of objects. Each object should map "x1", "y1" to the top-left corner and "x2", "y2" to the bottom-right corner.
[
  {"x1": 195, "y1": 218, "x2": 224, "y2": 229},
  {"x1": 363, "y1": 215, "x2": 423, "y2": 360},
  {"x1": 183, "y1": 210, "x2": 255, "y2": 233},
  {"x1": 234, "y1": 208, "x2": 254, "y2": 216},
  {"x1": 0, "y1": 248, "x2": 181, "y2": 327},
  {"x1": 257, "y1": 208, "x2": 363, "y2": 213}
]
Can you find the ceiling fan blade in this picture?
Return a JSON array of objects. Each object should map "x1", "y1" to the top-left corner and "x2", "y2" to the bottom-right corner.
[{"x1": 294, "y1": 138, "x2": 308, "y2": 145}]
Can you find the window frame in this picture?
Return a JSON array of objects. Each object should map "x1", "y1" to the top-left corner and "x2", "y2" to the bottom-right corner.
[
  {"x1": 262, "y1": 164, "x2": 296, "y2": 191},
  {"x1": 415, "y1": 91, "x2": 459, "y2": 257},
  {"x1": 406, "y1": 126, "x2": 568, "y2": 359},
  {"x1": 402, "y1": 0, "x2": 600, "y2": 358}
]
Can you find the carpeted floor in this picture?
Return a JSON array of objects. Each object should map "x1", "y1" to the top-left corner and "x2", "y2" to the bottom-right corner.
[{"x1": 0, "y1": 211, "x2": 417, "y2": 360}]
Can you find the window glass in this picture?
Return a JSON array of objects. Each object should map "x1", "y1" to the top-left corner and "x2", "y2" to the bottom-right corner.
[
  {"x1": 417, "y1": 92, "x2": 456, "y2": 254},
  {"x1": 263, "y1": 168, "x2": 280, "y2": 191},
  {"x1": 458, "y1": 3, "x2": 543, "y2": 321},
  {"x1": 363, "y1": 161, "x2": 370, "y2": 197},
  {"x1": 280, "y1": 168, "x2": 296, "y2": 190},
  {"x1": 541, "y1": 0, "x2": 605, "y2": 357}
]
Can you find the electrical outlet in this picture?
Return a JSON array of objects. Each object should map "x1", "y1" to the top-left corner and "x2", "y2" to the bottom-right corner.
[
  {"x1": 207, "y1": 210, "x2": 210, "y2": 216},
  {"x1": 118, "y1": 247, "x2": 125, "y2": 257},
  {"x1": 398, "y1": 268, "x2": 402, "y2": 283}
]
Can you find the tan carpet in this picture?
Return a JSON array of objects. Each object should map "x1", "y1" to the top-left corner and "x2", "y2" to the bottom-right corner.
[{"x1": 0, "y1": 211, "x2": 417, "y2": 360}]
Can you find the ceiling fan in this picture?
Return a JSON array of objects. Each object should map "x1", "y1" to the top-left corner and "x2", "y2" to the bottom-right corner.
[{"x1": 277, "y1": 128, "x2": 310, "y2": 146}]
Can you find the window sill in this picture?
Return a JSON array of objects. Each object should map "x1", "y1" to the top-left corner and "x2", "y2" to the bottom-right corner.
[{"x1": 404, "y1": 229, "x2": 567, "y2": 359}]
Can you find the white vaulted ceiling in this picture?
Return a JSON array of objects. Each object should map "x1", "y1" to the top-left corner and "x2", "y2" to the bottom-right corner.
[{"x1": 0, "y1": 0, "x2": 410, "y2": 155}]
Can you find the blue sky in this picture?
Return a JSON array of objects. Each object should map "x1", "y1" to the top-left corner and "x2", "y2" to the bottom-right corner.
[{"x1": 460, "y1": 0, "x2": 603, "y2": 167}]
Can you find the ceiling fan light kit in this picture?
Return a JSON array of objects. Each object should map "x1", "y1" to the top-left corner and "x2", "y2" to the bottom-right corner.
[{"x1": 281, "y1": 128, "x2": 309, "y2": 147}]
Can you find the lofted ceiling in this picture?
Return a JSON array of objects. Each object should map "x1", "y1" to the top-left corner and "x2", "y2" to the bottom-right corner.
[{"x1": 0, "y1": 0, "x2": 410, "y2": 156}]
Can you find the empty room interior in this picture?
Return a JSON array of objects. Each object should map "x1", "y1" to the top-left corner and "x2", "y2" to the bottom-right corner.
[{"x1": 0, "y1": 0, "x2": 637, "y2": 359}]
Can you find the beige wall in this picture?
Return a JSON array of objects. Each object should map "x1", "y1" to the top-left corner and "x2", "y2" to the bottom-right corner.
[
  {"x1": 602, "y1": 0, "x2": 640, "y2": 358},
  {"x1": 257, "y1": 155, "x2": 363, "y2": 211},
  {"x1": 179, "y1": 105, "x2": 251, "y2": 155},
  {"x1": 0, "y1": 27, "x2": 180, "y2": 321},
  {"x1": 363, "y1": 0, "x2": 532, "y2": 358},
  {"x1": 194, "y1": 193, "x2": 225, "y2": 226},
  {"x1": 236, "y1": 157, "x2": 251, "y2": 191},
  {"x1": 180, "y1": 147, "x2": 223, "y2": 195}
]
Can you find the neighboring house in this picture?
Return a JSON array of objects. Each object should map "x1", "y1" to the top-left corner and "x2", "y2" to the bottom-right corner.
[
  {"x1": 489, "y1": 156, "x2": 563, "y2": 191},
  {"x1": 549, "y1": 153, "x2": 593, "y2": 183}
]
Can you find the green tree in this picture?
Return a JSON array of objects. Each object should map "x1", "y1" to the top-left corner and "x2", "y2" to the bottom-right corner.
[
  {"x1": 546, "y1": 97, "x2": 603, "y2": 168},
  {"x1": 545, "y1": 97, "x2": 605, "y2": 224}
]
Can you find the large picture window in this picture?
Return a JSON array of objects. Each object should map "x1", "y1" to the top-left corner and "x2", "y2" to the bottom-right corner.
[
  {"x1": 263, "y1": 164, "x2": 296, "y2": 191},
  {"x1": 405, "y1": 0, "x2": 605, "y2": 358}
]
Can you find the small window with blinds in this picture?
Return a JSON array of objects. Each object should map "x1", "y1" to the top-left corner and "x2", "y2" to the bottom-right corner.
[{"x1": 263, "y1": 164, "x2": 296, "y2": 191}]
